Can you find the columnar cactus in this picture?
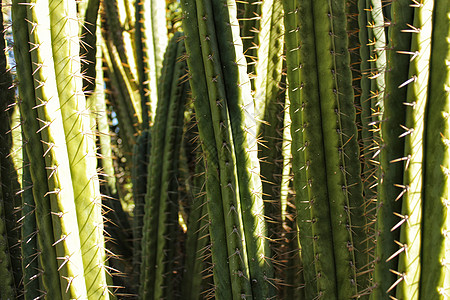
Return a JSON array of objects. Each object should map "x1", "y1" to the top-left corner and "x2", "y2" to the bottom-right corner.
[
  {"x1": 4, "y1": 0, "x2": 449, "y2": 298},
  {"x1": 140, "y1": 32, "x2": 189, "y2": 299},
  {"x1": 283, "y1": 0, "x2": 367, "y2": 298},
  {"x1": 181, "y1": 0, "x2": 275, "y2": 298},
  {"x1": 373, "y1": 0, "x2": 450, "y2": 298},
  {"x1": 12, "y1": 0, "x2": 111, "y2": 298}
]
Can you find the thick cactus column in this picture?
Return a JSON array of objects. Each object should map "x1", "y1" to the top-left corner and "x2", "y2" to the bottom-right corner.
[
  {"x1": 393, "y1": 1, "x2": 434, "y2": 298},
  {"x1": 283, "y1": 0, "x2": 366, "y2": 298},
  {"x1": 12, "y1": 0, "x2": 111, "y2": 298}
]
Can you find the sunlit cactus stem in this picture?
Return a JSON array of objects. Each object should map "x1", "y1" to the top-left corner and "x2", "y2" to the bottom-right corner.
[
  {"x1": 13, "y1": 0, "x2": 111, "y2": 298},
  {"x1": 373, "y1": 0, "x2": 414, "y2": 297}
]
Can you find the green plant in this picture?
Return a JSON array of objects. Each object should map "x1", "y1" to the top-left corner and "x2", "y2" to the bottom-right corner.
[{"x1": 1, "y1": 0, "x2": 448, "y2": 299}]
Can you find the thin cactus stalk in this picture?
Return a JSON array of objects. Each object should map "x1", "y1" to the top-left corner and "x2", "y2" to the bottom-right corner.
[
  {"x1": 357, "y1": 1, "x2": 387, "y2": 293},
  {"x1": 132, "y1": 129, "x2": 150, "y2": 288},
  {"x1": 20, "y1": 147, "x2": 41, "y2": 300},
  {"x1": 101, "y1": 38, "x2": 138, "y2": 155},
  {"x1": 153, "y1": 36, "x2": 188, "y2": 299},
  {"x1": 134, "y1": 0, "x2": 167, "y2": 123},
  {"x1": 0, "y1": 167, "x2": 15, "y2": 299},
  {"x1": 79, "y1": 0, "x2": 100, "y2": 95},
  {"x1": 103, "y1": 0, "x2": 141, "y2": 124},
  {"x1": 181, "y1": 151, "x2": 211, "y2": 298},
  {"x1": 240, "y1": 0, "x2": 261, "y2": 86},
  {"x1": 254, "y1": 0, "x2": 286, "y2": 288},
  {"x1": 94, "y1": 16, "x2": 133, "y2": 293},
  {"x1": 134, "y1": 0, "x2": 150, "y2": 127}
]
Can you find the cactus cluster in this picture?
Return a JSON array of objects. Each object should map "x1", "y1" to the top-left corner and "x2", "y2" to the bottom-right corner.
[{"x1": 0, "y1": 0, "x2": 448, "y2": 299}]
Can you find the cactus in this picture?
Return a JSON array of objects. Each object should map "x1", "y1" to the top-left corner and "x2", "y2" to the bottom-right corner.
[
  {"x1": 419, "y1": 1, "x2": 450, "y2": 297},
  {"x1": 20, "y1": 147, "x2": 41, "y2": 300},
  {"x1": 12, "y1": 0, "x2": 111, "y2": 298},
  {"x1": 134, "y1": 0, "x2": 167, "y2": 124},
  {"x1": 372, "y1": 1, "x2": 414, "y2": 297},
  {"x1": 0, "y1": 3, "x2": 21, "y2": 297},
  {"x1": 4, "y1": 0, "x2": 449, "y2": 298},
  {"x1": 181, "y1": 0, "x2": 276, "y2": 298},
  {"x1": 283, "y1": 0, "x2": 367, "y2": 298},
  {"x1": 139, "y1": 32, "x2": 189, "y2": 299}
]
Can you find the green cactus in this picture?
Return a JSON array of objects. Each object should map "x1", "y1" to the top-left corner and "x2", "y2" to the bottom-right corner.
[
  {"x1": 283, "y1": 0, "x2": 367, "y2": 298},
  {"x1": 419, "y1": 1, "x2": 450, "y2": 297},
  {"x1": 181, "y1": 0, "x2": 277, "y2": 298},
  {"x1": 373, "y1": 1, "x2": 414, "y2": 297},
  {"x1": 0, "y1": 3, "x2": 21, "y2": 297},
  {"x1": 12, "y1": 0, "x2": 111, "y2": 298},
  {"x1": 4, "y1": 0, "x2": 449, "y2": 298},
  {"x1": 140, "y1": 32, "x2": 189, "y2": 299},
  {"x1": 134, "y1": 0, "x2": 167, "y2": 124},
  {"x1": 20, "y1": 147, "x2": 41, "y2": 300}
]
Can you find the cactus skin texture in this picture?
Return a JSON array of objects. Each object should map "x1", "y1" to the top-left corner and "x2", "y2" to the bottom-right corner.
[
  {"x1": 132, "y1": 129, "x2": 151, "y2": 289},
  {"x1": 20, "y1": 147, "x2": 41, "y2": 300},
  {"x1": 0, "y1": 2, "x2": 22, "y2": 297},
  {"x1": 357, "y1": 0, "x2": 387, "y2": 293}
]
